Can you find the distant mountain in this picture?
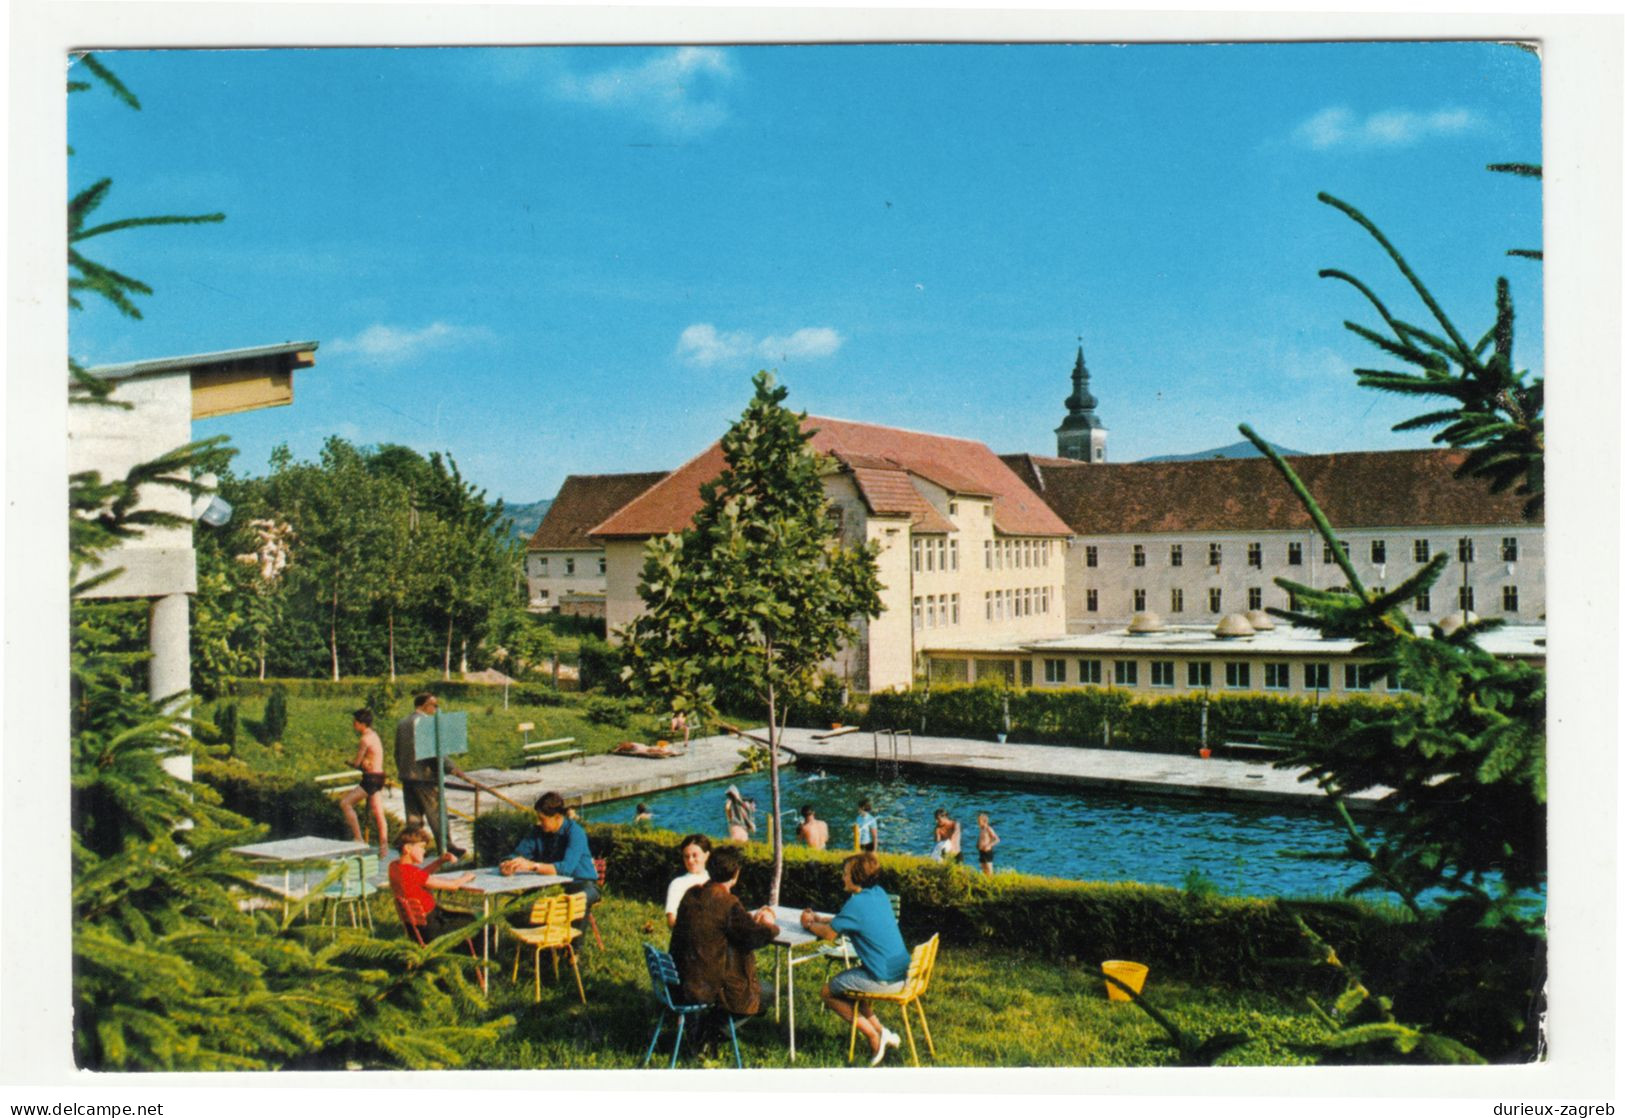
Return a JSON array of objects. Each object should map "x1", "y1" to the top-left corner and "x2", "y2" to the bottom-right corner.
[
  {"x1": 500, "y1": 498, "x2": 553, "y2": 542},
  {"x1": 1139, "y1": 439, "x2": 1307, "y2": 463}
]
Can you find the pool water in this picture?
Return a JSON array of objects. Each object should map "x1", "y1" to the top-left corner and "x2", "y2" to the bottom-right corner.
[{"x1": 580, "y1": 766, "x2": 1380, "y2": 901}]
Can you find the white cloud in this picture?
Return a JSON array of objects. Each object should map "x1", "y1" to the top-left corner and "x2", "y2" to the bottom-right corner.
[
  {"x1": 326, "y1": 322, "x2": 487, "y2": 364},
  {"x1": 554, "y1": 47, "x2": 738, "y2": 135},
  {"x1": 677, "y1": 323, "x2": 845, "y2": 367},
  {"x1": 1293, "y1": 105, "x2": 1479, "y2": 150}
]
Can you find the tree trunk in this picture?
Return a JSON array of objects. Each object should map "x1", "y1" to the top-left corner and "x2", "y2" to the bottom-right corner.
[
  {"x1": 443, "y1": 612, "x2": 454, "y2": 681},
  {"x1": 329, "y1": 587, "x2": 341, "y2": 682},
  {"x1": 387, "y1": 609, "x2": 397, "y2": 681},
  {"x1": 766, "y1": 659, "x2": 784, "y2": 906},
  {"x1": 459, "y1": 636, "x2": 469, "y2": 675}
]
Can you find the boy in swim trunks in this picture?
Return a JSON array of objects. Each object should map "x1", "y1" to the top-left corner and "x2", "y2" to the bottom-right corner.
[{"x1": 340, "y1": 707, "x2": 390, "y2": 859}]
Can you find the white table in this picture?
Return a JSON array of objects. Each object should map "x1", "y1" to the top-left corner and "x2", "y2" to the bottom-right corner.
[
  {"x1": 232, "y1": 835, "x2": 372, "y2": 916},
  {"x1": 766, "y1": 905, "x2": 834, "y2": 1062},
  {"x1": 452, "y1": 868, "x2": 570, "y2": 969}
]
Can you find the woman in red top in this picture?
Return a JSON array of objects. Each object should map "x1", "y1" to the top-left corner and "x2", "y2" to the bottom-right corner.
[{"x1": 388, "y1": 826, "x2": 474, "y2": 939}]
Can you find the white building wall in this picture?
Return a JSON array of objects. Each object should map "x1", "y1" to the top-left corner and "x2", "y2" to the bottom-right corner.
[{"x1": 525, "y1": 547, "x2": 607, "y2": 610}]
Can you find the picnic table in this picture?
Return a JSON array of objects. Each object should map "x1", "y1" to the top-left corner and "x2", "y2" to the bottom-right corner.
[
  {"x1": 231, "y1": 835, "x2": 373, "y2": 917},
  {"x1": 450, "y1": 867, "x2": 571, "y2": 968},
  {"x1": 765, "y1": 904, "x2": 835, "y2": 1062}
]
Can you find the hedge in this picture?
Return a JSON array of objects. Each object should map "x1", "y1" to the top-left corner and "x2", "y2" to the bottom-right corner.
[
  {"x1": 197, "y1": 758, "x2": 403, "y2": 842},
  {"x1": 229, "y1": 675, "x2": 567, "y2": 713},
  {"x1": 864, "y1": 682, "x2": 1396, "y2": 753}
]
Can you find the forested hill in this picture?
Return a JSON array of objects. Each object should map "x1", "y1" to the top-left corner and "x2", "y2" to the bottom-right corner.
[{"x1": 503, "y1": 498, "x2": 552, "y2": 541}]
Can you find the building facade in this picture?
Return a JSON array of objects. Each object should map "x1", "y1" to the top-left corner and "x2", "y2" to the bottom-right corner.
[
  {"x1": 591, "y1": 416, "x2": 1071, "y2": 693},
  {"x1": 524, "y1": 471, "x2": 667, "y2": 613}
]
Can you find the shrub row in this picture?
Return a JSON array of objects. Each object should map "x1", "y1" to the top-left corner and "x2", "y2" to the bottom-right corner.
[
  {"x1": 228, "y1": 675, "x2": 567, "y2": 714},
  {"x1": 864, "y1": 682, "x2": 1395, "y2": 752},
  {"x1": 197, "y1": 758, "x2": 403, "y2": 842}
]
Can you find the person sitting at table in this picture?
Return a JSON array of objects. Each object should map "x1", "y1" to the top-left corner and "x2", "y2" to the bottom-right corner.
[
  {"x1": 388, "y1": 826, "x2": 475, "y2": 939},
  {"x1": 670, "y1": 845, "x2": 780, "y2": 1036},
  {"x1": 665, "y1": 832, "x2": 712, "y2": 928},
  {"x1": 500, "y1": 791, "x2": 601, "y2": 931},
  {"x1": 800, "y1": 852, "x2": 909, "y2": 1066}
]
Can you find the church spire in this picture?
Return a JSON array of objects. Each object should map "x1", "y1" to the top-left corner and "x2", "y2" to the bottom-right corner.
[{"x1": 1055, "y1": 339, "x2": 1108, "y2": 462}]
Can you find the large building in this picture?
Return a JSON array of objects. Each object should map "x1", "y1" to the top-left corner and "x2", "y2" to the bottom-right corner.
[
  {"x1": 590, "y1": 416, "x2": 1072, "y2": 693},
  {"x1": 524, "y1": 471, "x2": 667, "y2": 614},
  {"x1": 1003, "y1": 347, "x2": 1545, "y2": 634}
]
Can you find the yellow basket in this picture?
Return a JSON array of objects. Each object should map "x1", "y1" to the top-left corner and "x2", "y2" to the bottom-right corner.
[{"x1": 1101, "y1": 960, "x2": 1149, "y2": 1001}]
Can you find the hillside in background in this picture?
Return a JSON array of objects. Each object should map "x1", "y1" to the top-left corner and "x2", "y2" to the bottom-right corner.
[
  {"x1": 501, "y1": 498, "x2": 553, "y2": 542},
  {"x1": 1140, "y1": 439, "x2": 1307, "y2": 463}
]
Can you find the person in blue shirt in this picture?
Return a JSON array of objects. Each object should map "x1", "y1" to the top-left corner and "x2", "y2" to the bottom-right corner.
[
  {"x1": 500, "y1": 791, "x2": 601, "y2": 924},
  {"x1": 800, "y1": 853, "x2": 910, "y2": 1065},
  {"x1": 854, "y1": 800, "x2": 879, "y2": 852}
]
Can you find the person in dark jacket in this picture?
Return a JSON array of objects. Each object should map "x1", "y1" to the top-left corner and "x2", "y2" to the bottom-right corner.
[{"x1": 669, "y1": 846, "x2": 780, "y2": 1023}]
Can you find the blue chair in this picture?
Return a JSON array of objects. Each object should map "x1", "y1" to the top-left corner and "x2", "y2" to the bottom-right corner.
[{"x1": 641, "y1": 943, "x2": 741, "y2": 1069}]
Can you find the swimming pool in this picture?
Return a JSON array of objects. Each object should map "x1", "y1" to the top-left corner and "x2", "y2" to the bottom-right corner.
[{"x1": 580, "y1": 766, "x2": 1381, "y2": 901}]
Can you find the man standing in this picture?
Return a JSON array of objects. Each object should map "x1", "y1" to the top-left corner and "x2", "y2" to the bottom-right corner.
[
  {"x1": 394, "y1": 692, "x2": 464, "y2": 858},
  {"x1": 797, "y1": 805, "x2": 829, "y2": 850}
]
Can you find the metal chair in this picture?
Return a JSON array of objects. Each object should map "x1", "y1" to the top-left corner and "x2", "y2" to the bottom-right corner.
[
  {"x1": 510, "y1": 892, "x2": 586, "y2": 1004},
  {"x1": 846, "y1": 934, "x2": 940, "y2": 1066},
  {"x1": 585, "y1": 857, "x2": 607, "y2": 951},
  {"x1": 322, "y1": 856, "x2": 375, "y2": 932},
  {"x1": 641, "y1": 943, "x2": 741, "y2": 1069}
]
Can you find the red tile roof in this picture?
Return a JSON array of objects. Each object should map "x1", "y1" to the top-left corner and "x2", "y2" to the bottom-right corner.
[
  {"x1": 591, "y1": 416, "x2": 1070, "y2": 539},
  {"x1": 999, "y1": 449, "x2": 1539, "y2": 534},
  {"x1": 527, "y1": 471, "x2": 669, "y2": 550}
]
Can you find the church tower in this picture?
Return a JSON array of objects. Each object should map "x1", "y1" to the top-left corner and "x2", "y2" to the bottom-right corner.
[{"x1": 1055, "y1": 343, "x2": 1108, "y2": 462}]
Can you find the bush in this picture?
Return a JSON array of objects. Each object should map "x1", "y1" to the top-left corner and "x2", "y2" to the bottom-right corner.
[
  {"x1": 576, "y1": 636, "x2": 624, "y2": 694},
  {"x1": 196, "y1": 759, "x2": 400, "y2": 841},
  {"x1": 581, "y1": 695, "x2": 639, "y2": 727},
  {"x1": 262, "y1": 684, "x2": 290, "y2": 744}
]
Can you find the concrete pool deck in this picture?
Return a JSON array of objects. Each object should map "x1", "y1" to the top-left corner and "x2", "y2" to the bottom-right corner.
[{"x1": 377, "y1": 726, "x2": 1381, "y2": 850}]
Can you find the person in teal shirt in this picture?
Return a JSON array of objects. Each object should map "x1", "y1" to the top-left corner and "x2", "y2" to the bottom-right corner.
[
  {"x1": 799, "y1": 852, "x2": 910, "y2": 1065},
  {"x1": 854, "y1": 800, "x2": 879, "y2": 852}
]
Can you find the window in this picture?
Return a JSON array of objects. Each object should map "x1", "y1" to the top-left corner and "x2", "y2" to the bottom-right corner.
[
  {"x1": 1287, "y1": 542, "x2": 1303, "y2": 566},
  {"x1": 1323, "y1": 540, "x2": 1347, "y2": 564},
  {"x1": 1086, "y1": 588, "x2": 1099, "y2": 612},
  {"x1": 912, "y1": 539, "x2": 922, "y2": 572},
  {"x1": 948, "y1": 500, "x2": 958, "y2": 517},
  {"x1": 564, "y1": 557, "x2": 576, "y2": 576},
  {"x1": 1502, "y1": 537, "x2": 1519, "y2": 563},
  {"x1": 1150, "y1": 661, "x2": 1175, "y2": 688},
  {"x1": 1458, "y1": 538, "x2": 1475, "y2": 563},
  {"x1": 1225, "y1": 662, "x2": 1251, "y2": 689},
  {"x1": 1085, "y1": 545, "x2": 1098, "y2": 568},
  {"x1": 949, "y1": 539, "x2": 959, "y2": 571},
  {"x1": 1247, "y1": 542, "x2": 1262, "y2": 568},
  {"x1": 1414, "y1": 590, "x2": 1430, "y2": 612},
  {"x1": 1170, "y1": 544, "x2": 1183, "y2": 567},
  {"x1": 912, "y1": 597, "x2": 922, "y2": 629},
  {"x1": 1304, "y1": 663, "x2": 1330, "y2": 691},
  {"x1": 597, "y1": 557, "x2": 607, "y2": 575},
  {"x1": 1133, "y1": 544, "x2": 1146, "y2": 568},
  {"x1": 1371, "y1": 540, "x2": 1386, "y2": 564},
  {"x1": 1386, "y1": 669, "x2": 1408, "y2": 693},
  {"x1": 1414, "y1": 539, "x2": 1431, "y2": 562},
  {"x1": 1209, "y1": 543, "x2": 1223, "y2": 567},
  {"x1": 1502, "y1": 585, "x2": 1519, "y2": 612},
  {"x1": 1264, "y1": 662, "x2": 1291, "y2": 690},
  {"x1": 1019, "y1": 660, "x2": 1034, "y2": 688},
  {"x1": 1187, "y1": 661, "x2": 1212, "y2": 688},
  {"x1": 937, "y1": 538, "x2": 948, "y2": 571},
  {"x1": 537, "y1": 556, "x2": 549, "y2": 575},
  {"x1": 984, "y1": 591, "x2": 993, "y2": 620},
  {"x1": 1044, "y1": 658, "x2": 1066, "y2": 684},
  {"x1": 951, "y1": 594, "x2": 961, "y2": 624},
  {"x1": 1344, "y1": 664, "x2": 1380, "y2": 691},
  {"x1": 1170, "y1": 588, "x2": 1184, "y2": 613},
  {"x1": 1208, "y1": 588, "x2": 1222, "y2": 613},
  {"x1": 1133, "y1": 589, "x2": 1147, "y2": 612},
  {"x1": 984, "y1": 540, "x2": 992, "y2": 569},
  {"x1": 1078, "y1": 659, "x2": 1102, "y2": 685},
  {"x1": 1248, "y1": 587, "x2": 1262, "y2": 610},
  {"x1": 1459, "y1": 586, "x2": 1476, "y2": 611},
  {"x1": 1114, "y1": 661, "x2": 1138, "y2": 686}
]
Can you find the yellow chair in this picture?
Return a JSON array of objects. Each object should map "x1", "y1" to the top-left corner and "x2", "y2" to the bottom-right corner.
[
  {"x1": 846, "y1": 934, "x2": 940, "y2": 1066},
  {"x1": 509, "y1": 892, "x2": 587, "y2": 1004}
]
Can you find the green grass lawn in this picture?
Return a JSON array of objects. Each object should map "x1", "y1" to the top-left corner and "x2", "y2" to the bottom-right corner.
[
  {"x1": 340, "y1": 889, "x2": 1325, "y2": 1069},
  {"x1": 222, "y1": 689, "x2": 752, "y2": 781}
]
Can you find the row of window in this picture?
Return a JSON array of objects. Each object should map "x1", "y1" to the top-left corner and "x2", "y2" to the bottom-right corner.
[
  {"x1": 911, "y1": 537, "x2": 960, "y2": 573},
  {"x1": 1040, "y1": 657, "x2": 1398, "y2": 692},
  {"x1": 911, "y1": 593, "x2": 962, "y2": 629},
  {"x1": 532, "y1": 556, "x2": 606, "y2": 577},
  {"x1": 985, "y1": 538, "x2": 1052, "y2": 571},
  {"x1": 1090, "y1": 536, "x2": 1522, "y2": 569},
  {"x1": 985, "y1": 585, "x2": 1052, "y2": 622},
  {"x1": 1084, "y1": 585, "x2": 1520, "y2": 614}
]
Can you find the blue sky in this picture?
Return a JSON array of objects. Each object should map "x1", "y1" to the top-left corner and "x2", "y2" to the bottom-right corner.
[{"x1": 67, "y1": 42, "x2": 1544, "y2": 504}]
